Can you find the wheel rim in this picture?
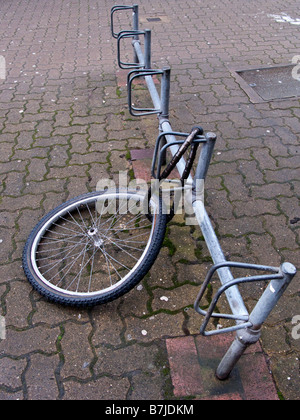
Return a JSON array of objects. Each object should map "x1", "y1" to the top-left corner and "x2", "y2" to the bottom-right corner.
[{"x1": 30, "y1": 192, "x2": 159, "y2": 298}]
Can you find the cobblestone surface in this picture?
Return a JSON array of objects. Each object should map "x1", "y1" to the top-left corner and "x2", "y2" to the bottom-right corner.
[{"x1": 0, "y1": 0, "x2": 299, "y2": 400}]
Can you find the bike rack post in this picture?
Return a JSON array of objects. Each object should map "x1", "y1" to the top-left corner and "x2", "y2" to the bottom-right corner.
[
  {"x1": 160, "y1": 67, "x2": 171, "y2": 119},
  {"x1": 144, "y1": 29, "x2": 151, "y2": 69},
  {"x1": 110, "y1": 4, "x2": 297, "y2": 380}
]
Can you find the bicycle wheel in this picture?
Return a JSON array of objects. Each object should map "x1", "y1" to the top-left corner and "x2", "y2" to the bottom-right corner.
[{"x1": 23, "y1": 190, "x2": 167, "y2": 307}]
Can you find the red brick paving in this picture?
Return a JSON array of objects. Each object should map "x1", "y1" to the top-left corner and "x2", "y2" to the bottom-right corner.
[
  {"x1": 131, "y1": 159, "x2": 152, "y2": 183},
  {"x1": 130, "y1": 148, "x2": 181, "y2": 182},
  {"x1": 166, "y1": 336, "x2": 204, "y2": 397},
  {"x1": 166, "y1": 335, "x2": 279, "y2": 400}
]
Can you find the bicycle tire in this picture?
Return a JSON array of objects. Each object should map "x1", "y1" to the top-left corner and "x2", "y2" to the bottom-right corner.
[{"x1": 23, "y1": 190, "x2": 167, "y2": 307}]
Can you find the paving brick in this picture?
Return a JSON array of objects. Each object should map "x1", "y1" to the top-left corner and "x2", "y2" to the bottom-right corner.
[
  {"x1": 239, "y1": 353, "x2": 279, "y2": 400},
  {"x1": 26, "y1": 354, "x2": 60, "y2": 400},
  {"x1": 0, "y1": 326, "x2": 60, "y2": 357},
  {"x1": 166, "y1": 336, "x2": 204, "y2": 397},
  {"x1": 0, "y1": 357, "x2": 27, "y2": 389},
  {"x1": 60, "y1": 323, "x2": 94, "y2": 381},
  {"x1": 131, "y1": 159, "x2": 152, "y2": 183},
  {"x1": 198, "y1": 393, "x2": 243, "y2": 400},
  {"x1": 131, "y1": 148, "x2": 155, "y2": 160},
  {"x1": 62, "y1": 377, "x2": 130, "y2": 400},
  {"x1": 167, "y1": 334, "x2": 279, "y2": 400}
]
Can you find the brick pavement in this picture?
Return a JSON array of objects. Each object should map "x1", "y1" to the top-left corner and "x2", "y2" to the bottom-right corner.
[
  {"x1": 166, "y1": 335, "x2": 279, "y2": 400},
  {"x1": 0, "y1": 0, "x2": 299, "y2": 400}
]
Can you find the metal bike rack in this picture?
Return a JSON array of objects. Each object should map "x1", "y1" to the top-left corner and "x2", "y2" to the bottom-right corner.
[{"x1": 110, "y1": 4, "x2": 297, "y2": 380}]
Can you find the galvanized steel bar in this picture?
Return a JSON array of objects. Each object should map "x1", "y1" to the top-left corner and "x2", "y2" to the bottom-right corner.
[
  {"x1": 132, "y1": 40, "x2": 161, "y2": 109},
  {"x1": 110, "y1": 4, "x2": 297, "y2": 380},
  {"x1": 193, "y1": 201, "x2": 249, "y2": 320},
  {"x1": 111, "y1": 3, "x2": 296, "y2": 328},
  {"x1": 132, "y1": 4, "x2": 139, "y2": 64}
]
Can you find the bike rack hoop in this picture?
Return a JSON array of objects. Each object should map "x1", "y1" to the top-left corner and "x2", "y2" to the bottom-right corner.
[
  {"x1": 151, "y1": 130, "x2": 206, "y2": 179},
  {"x1": 111, "y1": 4, "x2": 139, "y2": 39},
  {"x1": 194, "y1": 261, "x2": 290, "y2": 336},
  {"x1": 117, "y1": 30, "x2": 149, "y2": 69},
  {"x1": 127, "y1": 68, "x2": 166, "y2": 115}
]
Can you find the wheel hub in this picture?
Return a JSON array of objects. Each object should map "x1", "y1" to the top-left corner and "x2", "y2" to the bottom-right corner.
[{"x1": 87, "y1": 227, "x2": 104, "y2": 247}]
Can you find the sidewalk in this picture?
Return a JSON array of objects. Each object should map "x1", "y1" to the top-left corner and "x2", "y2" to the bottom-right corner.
[{"x1": 0, "y1": 0, "x2": 299, "y2": 400}]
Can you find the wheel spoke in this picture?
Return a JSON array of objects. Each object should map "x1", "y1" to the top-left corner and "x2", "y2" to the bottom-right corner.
[{"x1": 104, "y1": 235, "x2": 139, "y2": 262}]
